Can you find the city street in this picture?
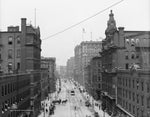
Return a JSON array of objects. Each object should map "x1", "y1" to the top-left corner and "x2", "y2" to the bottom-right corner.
[{"x1": 38, "y1": 79, "x2": 111, "y2": 117}]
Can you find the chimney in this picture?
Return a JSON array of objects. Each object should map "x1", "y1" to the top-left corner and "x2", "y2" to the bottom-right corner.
[{"x1": 21, "y1": 18, "x2": 27, "y2": 72}]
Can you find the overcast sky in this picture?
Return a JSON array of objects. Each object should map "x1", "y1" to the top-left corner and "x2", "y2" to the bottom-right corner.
[{"x1": 0, "y1": 0, "x2": 150, "y2": 66}]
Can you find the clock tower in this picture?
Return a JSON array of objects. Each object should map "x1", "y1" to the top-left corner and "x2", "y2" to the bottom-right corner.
[{"x1": 105, "y1": 10, "x2": 117, "y2": 37}]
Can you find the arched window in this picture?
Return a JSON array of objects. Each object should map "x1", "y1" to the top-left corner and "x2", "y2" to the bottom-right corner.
[
  {"x1": 131, "y1": 38, "x2": 135, "y2": 46},
  {"x1": 8, "y1": 36, "x2": 13, "y2": 45}
]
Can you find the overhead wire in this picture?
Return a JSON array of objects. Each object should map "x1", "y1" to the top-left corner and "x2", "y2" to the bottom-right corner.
[{"x1": 42, "y1": 0, "x2": 124, "y2": 41}]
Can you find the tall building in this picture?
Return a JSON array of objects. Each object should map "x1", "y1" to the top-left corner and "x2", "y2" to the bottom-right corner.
[
  {"x1": 48, "y1": 57, "x2": 56, "y2": 94},
  {"x1": 40, "y1": 57, "x2": 50, "y2": 102},
  {"x1": 57, "y1": 65, "x2": 66, "y2": 79},
  {"x1": 66, "y1": 57, "x2": 75, "y2": 80},
  {"x1": 0, "y1": 18, "x2": 41, "y2": 117},
  {"x1": 85, "y1": 56, "x2": 102, "y2": 101},
  {"x1": 74, "y1": 41, "x2": 102, "y2": 87},
  {"x1": 100, "y1": 10, "x2": 150, "y2": 117}
]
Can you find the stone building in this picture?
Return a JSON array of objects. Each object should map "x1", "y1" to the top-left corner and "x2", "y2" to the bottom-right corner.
[
  {"x1": 74, "y1": 41, "x2": 102, "y2": 87},
  {"x1": 100, "y1": 10, "x2": 150, "y2": 117},
  {"x1": 66, "y1": 57, "x2": 75, "y2": 80},
  {"x1": 86, "y1": 56, "x2": 102, "y2": 101}
]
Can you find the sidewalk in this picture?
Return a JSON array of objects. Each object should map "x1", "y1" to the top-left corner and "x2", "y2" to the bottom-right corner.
[{"x1": 80, "y1": 89, "x2": 111, "y2": 117}]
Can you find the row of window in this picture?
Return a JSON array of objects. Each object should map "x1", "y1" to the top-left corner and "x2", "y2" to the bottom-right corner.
[
  {"x1": 1, "y1": 89, "x2": 30, "y2": 114},
  {"x1": 121, "y1": 99, "x2": 145, "y2": 117},
  {"x1": 121, "y1": 89, "x2": 144, "y2": 105},
  {"x1": 118, "y1": 77, "x2": 145, "y2": 91},
  {"x1": 1, "y1": 79, "x2": 29, "y2": 96},
  {"x1": 8, "y1": 36, "x2": 20, "y2": 45},
  {"x1": 125, "y1": 53, "x2": 139, "y2": 60}
]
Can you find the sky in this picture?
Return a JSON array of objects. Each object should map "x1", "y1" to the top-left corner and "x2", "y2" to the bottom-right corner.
[{"x1": 0, "y1": 0, "x2": 150, "y2": 66}]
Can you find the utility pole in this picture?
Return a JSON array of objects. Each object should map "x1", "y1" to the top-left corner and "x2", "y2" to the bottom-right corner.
[{"x1": 34, "y1": 8, "x2": 36, "y2": 28}]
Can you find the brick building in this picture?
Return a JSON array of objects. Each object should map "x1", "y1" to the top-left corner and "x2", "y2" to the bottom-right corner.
[
  {"x1": 0, "y1": 73, "x2": 30, "y2": 117},
  {"x1": 100, "y1": 10, "x2": 150, "y2": 116},
  {"x1": 40, "y1": 57, "x2": 49, "y2": 102},
  {"x1": 86, "y1": 56, "x2": 102, "y2": 101},
  {"x1": 0, "y1": 18, "x2": 42, "y2": 117},
  {"x1": 48, "y1": 58, "x2": 56, "y2": 94}
]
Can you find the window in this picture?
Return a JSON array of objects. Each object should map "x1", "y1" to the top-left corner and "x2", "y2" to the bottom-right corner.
[
  {"x1": 129, "y1": 79, "x2": 131, "y2": 88},
  {"x1": 133, "y1": 80, "x2": 135, "y2": 88},
  {"x1": 133, "y1": 105, "x2": 135, "y2": 114},
  {"x1": 8, "y1": 37, "x2": 13, "y2": 44},
  {"x1": 147, "y1": 97, "x2": 150, "y2": 108},
  {"x1": 131, "y1": 39, "x2": 135, "y2": 46},
  {"x1": 126, "y1": 90, "x2": 128, "y2": 98},
  {"x1": 125, "y1": 63, "x2": 129, "y2": 69},
  {"x1": 5, "y1": 84, "x2": 7, "y2": 95},
  {"x1": 141, "y1": 81, "x2": 144, "y2": 91},
  {"x1": 17, "y1": 36, "x2": 20, "y2": 44},
  {"x1": 17, "y1": 62, "x2": 20, "y2": 70},
  {"x1": 125, "y1": 55, "x2": 128, "y2": 59},
  {"x1": 8, "y1": 84, "x2": 10, "y2": 94},
  {"x1": 8, "y1": 62, "x2": 12, "y2": 72},
  {"x1": 129, "y1": 103, "x2": 131, "y2": 112},
  {"x1": 141, "y1": 110, "x2": 144, "y2": 117},
  {"x1": 136, "y1": 54, "x2": 139, "y2": 59},
  {"x1": 137, "y1": 107, "x2": 139, "y2": 117},
  {"x1": 147, "y1": 83, "x2": 150, "y2": 93},
  {"x1": 2, "y1": 85, "x2": 4, "y2": 96},
  {"x1": 137, "y1": 94, "x2": 139, "y2": 103},
  {"x1": 137, "y1": 80, "x2": 139, "y2": 90},
  {"x1": 141, "y1": 95, "x2": 144, "y2": 106},
  {"x1": 131, "y1": 53, "x2": 135, "y2": 59},
  {"x1": 126, "y1": 101, "x2": 128, "y2": 109},
  {"x1": 136, "y1": 38, "x2": 139, "y2": 43},
  {"x1": 126, "y1": 39, "x2": 129, "y2": 44},
  {"x1": 8, "y1": 49, "x2": 12, "y2": 59},
  {"x1": 133, "y1": 92, "x2": 135, "y2": 101},
  {"x1": 129, "y1": 91, "x2": 131, "y2": 99},
  {"x1": 126, "y1": 78, "x2": 128, "y2": 87},
  {"x1": 17, "y1": 49, "x2": 20, "y2": 58}
]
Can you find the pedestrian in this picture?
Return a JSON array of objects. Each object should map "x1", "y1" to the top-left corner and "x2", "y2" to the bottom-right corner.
[{"x1": 46, "y1": 108, "x2": 48, "y2": 113}]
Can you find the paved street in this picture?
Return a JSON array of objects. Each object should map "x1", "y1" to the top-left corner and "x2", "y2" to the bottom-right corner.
[{"x1": 38, "y1": 79, "x2": 111, "y2": 117}]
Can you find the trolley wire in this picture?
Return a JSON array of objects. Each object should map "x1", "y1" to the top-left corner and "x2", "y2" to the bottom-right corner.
[{"x1": 42, "y1": 0, "x2": 124, "y2": 41}]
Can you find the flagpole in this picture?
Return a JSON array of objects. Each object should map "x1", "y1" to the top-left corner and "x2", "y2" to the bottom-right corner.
[{"x1": 82, "y1": 28, "x2": 85, "y2": 41}]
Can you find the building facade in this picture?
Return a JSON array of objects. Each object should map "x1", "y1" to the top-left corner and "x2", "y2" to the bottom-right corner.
[
  {"x1": 66, "y1": 57, "x2": 75, "y2": 80},
  {"x1": 0, "y1": 18, "x2": 42, "y2": 117},
  {"x1": 117, "y1": 69, "x2": 150, "y2": 117},
  {"x1": 85, "y1": 56, "x2": 102, "y2": 101},
  {"x1": 48, "y1": 58, "x2": 56, "y2": 94},
  {"x1": 74, "y1": 41, "x2": 102, "y2": 87},
  {"x1": 0, "y1": 73, "x2": 31, "y2": 117},
  {"x1": 100, "y1": 10, "x2": 150, "y2": 116},
  {"x1": 40, "y1": 57, "x2": 49, "y2": 102}
]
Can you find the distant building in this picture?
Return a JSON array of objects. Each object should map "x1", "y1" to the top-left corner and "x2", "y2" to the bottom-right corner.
[
  {"x1": 41, "y1": 57, "x2": 56, "y2": 94},
  {"x1": 74, "y1": 41, "x2": 102, "y2": 87},
  {"x1": 66, "y1": 57, "x2": 75, "y2": 79},
  {"x1": 40, "y1": 57, "x2": 50, "y2": 102},
  {"x1": 85, "y1": 56, "x2": 102, "y2": 101},
  {"x1": 0, "y1": 18, "x2": 42, "y2": 117},
  {"x1": 57, "y1": 65, "x2": 66, "y2": 79},
  {"x1": 100, "y1": 10, "x2": 150, "y2": 117},
  {"x1": 48, "y1": 57, "x2": 56, "y2": 93}
]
